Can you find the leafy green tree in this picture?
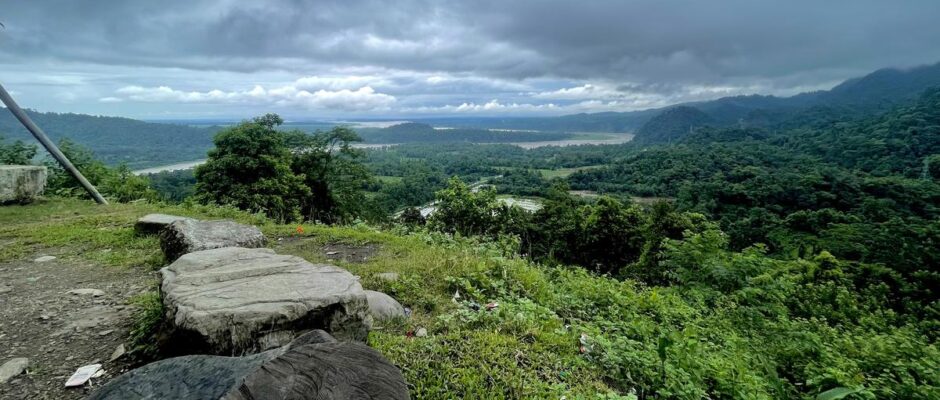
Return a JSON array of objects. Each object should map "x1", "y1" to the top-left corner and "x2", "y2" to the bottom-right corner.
[
  {"x1": 285, "y1": 127, "x2": 372, "y2": 224},
  {"x1": 429, "y1": 177, "x2": 525, "y2": 237},
  {"x1": 0, "y1": 135, "x2": 37, "y2": 164},
  {"x1": 398, "y1": 207, "x2": 426, "y2": 226},
  {"x1": 44, "y1": 138, "x2": 155, "y2": 201},
  {"x1": 581, "y1": 196, "x2": 645, "y2": 275},
  {"x1": 194, "y1": 114, "x2": 309, "y2": 222},
  {"x1": 926, "y1": 154, "x2": 940, "y2": 181}
]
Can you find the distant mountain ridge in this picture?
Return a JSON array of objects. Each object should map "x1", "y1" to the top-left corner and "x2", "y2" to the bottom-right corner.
[
  {"x1": 0, "y1": 110, "x2": 218, "y2": 168},
  {"x1": 2, "y1": 61, "x2": 939, "y2": 165},
  {"x1": 631, "y1": 61, "x2": 940, "y2": 143},
  {"x1": 422, "y1": 62, "x2": 940, "y2": 138},
  {"x1": 634, "y1": 106, "x2": 713, "y2": 144}
]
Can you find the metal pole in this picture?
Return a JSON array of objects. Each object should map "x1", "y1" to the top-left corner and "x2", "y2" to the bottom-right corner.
[{"x1": 0, "y1": 83, "x2": 108, "y2": 204}]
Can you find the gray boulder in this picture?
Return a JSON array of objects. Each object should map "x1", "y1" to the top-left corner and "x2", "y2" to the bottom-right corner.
[
  {"x1": 160, "y1": 219, "x2": 266, "y2": 262},
  {"x1": 88, "y1": 330, "x2": 409, "y2": 400},
  {"x1": 0, "y1": 357, "x2": 28, "y2": 384},
  {"x1": 0, "y1": 165, "x2": 46, "y2": 204},
  {"x1": 136, "y1": 213, "x2": 194, "y2": 235},
  {"x1": 366, "y1": 290, "x2": 406, "y2": 321},
  {"x1": 161, "y1": 247, "x2": 372, "y2": 354}
]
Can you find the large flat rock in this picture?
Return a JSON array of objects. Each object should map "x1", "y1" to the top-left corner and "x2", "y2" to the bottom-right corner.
[
  {"x1": 87, "y1": 330, "x2": 409, "y2": 400},
  {"x1": 0, "y1": 165, "x2": 46, "y2": 204},
  {"x1": 161, "y1": 247, "x2": 372, "y2": 355},
  {"x1": 135, "y1": 213, "x2": 194, "y2": 235},
  {"x1": 159, "y1": 219, "x2": 266, "y2": 262}
]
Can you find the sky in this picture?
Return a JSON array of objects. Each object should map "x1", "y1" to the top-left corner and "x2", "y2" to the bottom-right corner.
[{"x1": 1, "y1": 0, "x2": 940, "y2": 120}]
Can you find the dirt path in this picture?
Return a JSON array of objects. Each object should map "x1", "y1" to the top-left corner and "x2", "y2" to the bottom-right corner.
[{"x1": 0, "y1": 251, "x2": 156, "y2": 399}]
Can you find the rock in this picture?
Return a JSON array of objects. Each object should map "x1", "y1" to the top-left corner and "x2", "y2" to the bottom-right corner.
[
  {"x1": 0, "y1": 165, "x2": 46, "y2": 204},
  {"x1": 415, "y1": 327, "x2": 428, "y2": 337},
  {"x1": 109, "y1": 344, "x2": 126, "y2": 362},
  {"x1": 68, "y1": 288, "x2": 105, "y2": 297},
  {"x1": 160, "y1": 247, "x2": 372, "y2": 355},
  {"x1": 365, "y1": 290, "x2": 406, "y2": 321},
  {"x1": 159, "y1": 219, "x2": 267, "y2": 262},
  {"x1": 374, "y1": 272, "x2": 400, "y2": 282},
  {"x1": 0, "y1": 357, "x2": 28, "y2": 384},
  {"x1": 87, "y1": 330, "x2": 409, "y2": 400},
  {"x1": 98, "y1": 329, "x2": 115, "y2": 336},
  {"x1": 33, "y1": 255, "x2": 57, "y2": 263},
  {"x1": 135, "y1": 214, "x2": 194, "y2": 235},
  {"x1": 0, "y1": 284, "x2": 12, "y2": 294}
]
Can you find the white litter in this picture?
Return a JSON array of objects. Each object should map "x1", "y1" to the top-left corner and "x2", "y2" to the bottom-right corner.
[{"x1": 64, "y1": 363, "x2": 102, "y2": 387}]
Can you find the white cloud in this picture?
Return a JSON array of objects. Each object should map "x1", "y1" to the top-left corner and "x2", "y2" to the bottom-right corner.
[
  {"x1": 407, "y1": 99, "x2": 560, "y2": 114},
  {"x1": 98, "y1": 97, "x2": 123, "y2": 103},
  {"x1": 294, "y1": 75, "x2": 393, "y2": 91},
  {"x1": 109, "y1": 83, "x2": 396, "y2": 112},
  {"x1": 531, "y1": 84, "x2": 625, "y2": 100}
]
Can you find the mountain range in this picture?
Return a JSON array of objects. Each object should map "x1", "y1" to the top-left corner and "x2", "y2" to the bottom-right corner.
[{"x1": 2, "y1": 61, "x2": 939, "y2": 167}]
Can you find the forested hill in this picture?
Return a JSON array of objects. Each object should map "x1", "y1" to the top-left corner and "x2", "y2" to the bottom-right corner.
[
  {"x1": 633, "y1": 106, "x2": 713, "y2": 144},
  {"x1": 0, "y1": 109, "x2": 218, "y2": 168},
  {"x1": 524, "y1": 63, "x2": 940, "y2": 141},
  {"x1": 570, "y1": 87, "x2": 940, "y2": 276}
]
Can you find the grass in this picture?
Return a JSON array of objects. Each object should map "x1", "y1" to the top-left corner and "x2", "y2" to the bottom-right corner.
[
  {"x1": 3, "y1": 198, "x2": 934, "y2": 398},
  {"x1": 2, "y1": 198, "x2": 619, "y2": 397},
  {"x1": 0, "y1": 198, "x2": 267, "y2": 268}
]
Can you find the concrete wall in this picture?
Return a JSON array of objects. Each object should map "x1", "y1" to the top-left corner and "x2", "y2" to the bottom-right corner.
[{"x1": 0, "y1": 165, "x2": 47, "y2": 204}]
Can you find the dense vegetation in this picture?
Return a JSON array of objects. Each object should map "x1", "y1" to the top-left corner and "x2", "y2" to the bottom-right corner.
[
  {"x1": 0, "y1": 110, "x2": 217, "y2": 168},
  {"x1": 633, "y1": 106, "x2": 713, "y2": 144},
  {"x1": 0, "y1": 135, "x2": 36, "y2": 164},
  {"x1": 194, "y1": 114, "x2": 373, "y2": 223}
]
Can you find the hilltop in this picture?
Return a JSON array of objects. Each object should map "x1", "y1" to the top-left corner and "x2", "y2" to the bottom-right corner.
[{"x1": 2, "y1": 195, "x2": 937, "y2": 399}]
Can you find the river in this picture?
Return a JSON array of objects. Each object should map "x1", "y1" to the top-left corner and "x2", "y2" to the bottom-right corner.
[{"x1": 132, "y1": 134, "x2": 633, "y2": 175}]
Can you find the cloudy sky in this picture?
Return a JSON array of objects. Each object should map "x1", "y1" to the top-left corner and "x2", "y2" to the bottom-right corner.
[{"x1": 2, "y1": 0, "x2": 939, "y2": 120}]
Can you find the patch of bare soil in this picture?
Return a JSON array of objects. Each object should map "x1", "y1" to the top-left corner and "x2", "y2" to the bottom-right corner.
[
  {"x1": 0, "y1": 252, "x2": 156, "y2": 399},
  {"x1": 319, "y1": 243, "x2": 381, "y2": 264},
  {"x1": 275, "y1": 236, "x2": 381, "y2": 264}
]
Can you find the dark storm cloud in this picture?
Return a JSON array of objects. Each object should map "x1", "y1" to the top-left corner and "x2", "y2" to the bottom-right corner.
[{"x1": 1, "y1": 0, "x2": 939, "y2": 117}]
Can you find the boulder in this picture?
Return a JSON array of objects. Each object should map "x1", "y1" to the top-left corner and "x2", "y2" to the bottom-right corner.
[
  {"x1": 135, "y1": 213, "x2": 194, "y2": 235},
  {"x1": 0, "y1": 357, "x2": 28, "y2": 384},
  {"x1": 67, "y1": 288, "x2": 105, "y2": 297},
  {"x1": 161, "y1": 247, "x2": 372, "y2": 354},
  {"x1": 0, "y1": 165, "x2": 46, "y2": 204},
  {"x1": 159, "y1": 219, "x2": 266, "y2": 262},
  {"x1": 88, "y1": 330, "x2": 409, "y2": 400},
  {"x1": 366, "y1": 290, "x2": 406, "y2": 321}
]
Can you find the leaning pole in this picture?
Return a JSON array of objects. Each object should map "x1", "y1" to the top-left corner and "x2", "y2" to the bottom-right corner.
[{"x1": 0, "y1": 82, "x2": 108, "y2": 204}]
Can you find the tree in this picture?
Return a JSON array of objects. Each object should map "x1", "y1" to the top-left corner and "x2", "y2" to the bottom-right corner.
[
  {"x1": 286, "y1": 127, "x2": 372, "y2": 224},
  {"x1": 580, "y1": 196, "x2": 646, "y2": 275},
  {"x1": 398, "y1": 207, "x2": 426, "y2": 226},
  {"x1": 0, "y1": 135, "x2": 37, "y2": 164},
  {"x1": 43, "y1": 138, "x2": 155, "y2": 201},
  {"x1": 926, "y1": 154, "x2": 940, "y2": 181},
  {"x1": 194, "y1": 114, "x2": 309, "y2": 222},
  {"x1": 428, "y1": 177, "x2": 525, "y2": 237},
  {"x1": 194, "y1": 114, "x2": 375, "y2": 223}
]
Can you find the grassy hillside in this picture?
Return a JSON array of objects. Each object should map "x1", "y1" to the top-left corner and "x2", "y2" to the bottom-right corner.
[{"x1": 2, "y1": 198, "x2": 936, "y2": 399}]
